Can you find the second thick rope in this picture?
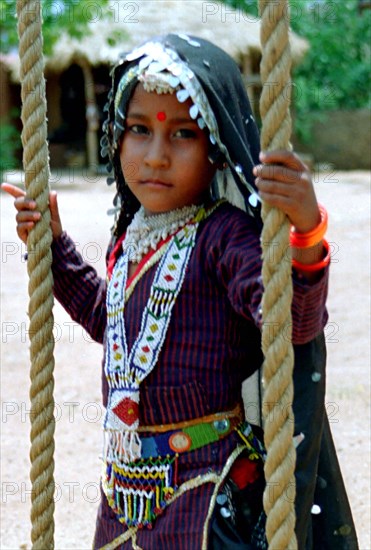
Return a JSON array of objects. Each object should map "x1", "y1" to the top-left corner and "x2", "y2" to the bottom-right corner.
[
  {"x1": 258, "y1": 0, "x2": 297, "y2": 548},
  {"x1": 17, "y1": 0, "x2": 55, "y2": 548}
]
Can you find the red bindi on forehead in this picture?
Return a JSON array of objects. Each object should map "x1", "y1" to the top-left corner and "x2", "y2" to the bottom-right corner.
[{"x1": 156, "y1": 111, "x2": 167, "y2": 121}]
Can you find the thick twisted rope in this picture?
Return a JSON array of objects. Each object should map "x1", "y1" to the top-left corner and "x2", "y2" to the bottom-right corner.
[
  {"x1": 16, "y1": 1, "x2": 55, "y2": 547},
  {"x1": 258, "y1": 1, "x2": 297, "y2": 548}
]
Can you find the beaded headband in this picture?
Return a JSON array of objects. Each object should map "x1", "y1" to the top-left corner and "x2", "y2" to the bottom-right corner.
[
  {"x1": 111, "y1": 45, "x2": 216, "y2": 154},
  {"x1": 138, "y1": 70, "x2": 181, "y2": 95}
]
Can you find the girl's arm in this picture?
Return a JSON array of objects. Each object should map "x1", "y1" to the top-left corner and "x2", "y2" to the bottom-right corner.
[
  {"x1": 51, "y1": 232, "x2": 107, "y2": 343},
  {"x1": 208, "y1": 204, "x2": 328, "y2": 346},
  {"x1": 1, "y1": 183, "x2": 106, "y2": 343}
]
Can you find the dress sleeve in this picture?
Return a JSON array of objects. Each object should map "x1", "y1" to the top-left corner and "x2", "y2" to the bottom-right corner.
[
  {"x1": 209, "y1": 210, "x2": 329, "y2": 345},
  {"x1": 51, "y1": 232, "x2": 107, "y2": 344}
]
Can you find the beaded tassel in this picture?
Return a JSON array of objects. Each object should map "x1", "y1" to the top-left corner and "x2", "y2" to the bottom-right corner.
[{"x1": 103, "y1": 455, "x2": 178, "y2": 528}]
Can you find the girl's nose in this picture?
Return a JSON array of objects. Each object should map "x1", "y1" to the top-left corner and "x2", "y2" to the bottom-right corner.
[{"x1": 144, "y1": 134, "x2": 170, "y2": 168}]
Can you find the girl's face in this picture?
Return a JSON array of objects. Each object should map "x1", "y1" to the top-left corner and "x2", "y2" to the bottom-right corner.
[{"x1": 120, "y1": 84, "x2": 217, "y2": 215}]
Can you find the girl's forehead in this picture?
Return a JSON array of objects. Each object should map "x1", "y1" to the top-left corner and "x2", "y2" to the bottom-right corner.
[{"x1": 127, "y1": 83, "x2": 192, "y2": 117}]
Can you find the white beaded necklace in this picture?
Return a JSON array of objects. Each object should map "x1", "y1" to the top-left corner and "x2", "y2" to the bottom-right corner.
[
  {"x1": 104, "y1": 205, "x2": 206, "y2": 464},
  {"x1": 123, "y1": 204, "x2": 200, "y2": 263}
]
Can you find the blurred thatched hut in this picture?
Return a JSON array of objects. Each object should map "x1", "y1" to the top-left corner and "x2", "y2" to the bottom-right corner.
[{"x1": 2, "y1": 1, "x2": 308, "y2": 170}]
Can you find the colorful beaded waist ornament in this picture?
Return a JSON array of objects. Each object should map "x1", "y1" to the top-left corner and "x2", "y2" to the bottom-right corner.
[{"x1": 103, "y1": 405, "x2": 246, "y2": 529}]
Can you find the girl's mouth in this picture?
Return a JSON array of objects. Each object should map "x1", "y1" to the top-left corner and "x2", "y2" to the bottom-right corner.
[{"x1": 141, "y1": 180, "x2": 172, "y2": 188}]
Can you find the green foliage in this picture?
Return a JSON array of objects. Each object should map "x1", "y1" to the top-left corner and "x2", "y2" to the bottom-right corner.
[
  {"x1": 0, "y1": 0, "x2": 18, "y2": 50},
  {"x1": 220, "y1": 0, "x2": 259, "y2": 16},
  {"x1": 290, "y1": 0, "x2": 371, "y2": 140},
  {"x1": 222, "y1": 0, "x2": 371, "y2": 141},
  {"x1": 0, "y1": 111, "x2": 21, "y2": 178},
  {"x1": 0, "y1": 0, "x2": 109, "y2": 54}
]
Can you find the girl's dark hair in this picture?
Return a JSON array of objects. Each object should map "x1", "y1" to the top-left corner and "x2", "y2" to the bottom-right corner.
[
  {"x1": 112, "y1": 152, "x2": 140, "y2": 238},
  {"x1": 101, "y1": 66, "x2": 141, "y2": 238}
]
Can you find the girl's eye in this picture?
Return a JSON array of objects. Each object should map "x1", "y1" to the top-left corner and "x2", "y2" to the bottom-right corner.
[
  {"x1": 129, "y1": 124, "x2": 149, "y2": 135},
  {"x1": 174, "y1": 128, "x2": 197, "y2": 138}
]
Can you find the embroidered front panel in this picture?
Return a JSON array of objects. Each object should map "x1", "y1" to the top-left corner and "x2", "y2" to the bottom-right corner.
[
  {"x1": 104, "y1": 216, "x2": 202, "y2": 464},
  {"x1": 102, "y1": 203, "x2": 225, "y2": 529}
]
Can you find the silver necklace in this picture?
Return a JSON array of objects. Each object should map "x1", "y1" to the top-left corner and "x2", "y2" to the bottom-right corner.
[{"x1": 123, "y1": 204, "x2": 200, "y2": 263}]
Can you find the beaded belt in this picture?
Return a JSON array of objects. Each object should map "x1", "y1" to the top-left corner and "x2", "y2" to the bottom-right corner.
[
  {"x1": 138, "y1": 403, "x2": 244, "y2": 458},
  {"x1": 102, "y1": 403, "x2": 244, "y2": 529}
]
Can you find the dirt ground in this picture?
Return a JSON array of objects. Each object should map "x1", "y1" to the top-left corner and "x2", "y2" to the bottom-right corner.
[{"x1": 1, "y1": 169, "x2": 370, "y2": 549}]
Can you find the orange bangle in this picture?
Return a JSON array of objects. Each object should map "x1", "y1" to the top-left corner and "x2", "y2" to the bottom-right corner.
[
  {"x1": 292, "y1": 239, "x2": 331, "y2": 272},
  {"x1": 290, "y1": 204, "x2": 328, "y2": 248}
]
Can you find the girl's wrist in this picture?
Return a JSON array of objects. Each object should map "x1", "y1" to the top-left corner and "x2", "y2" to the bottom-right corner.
[
  {"x1": 292, "y1": 239, "x2": 330, "y2": 273},
  {"x1": 290, "y1": 204, "x2": 328, "y2": 249}
]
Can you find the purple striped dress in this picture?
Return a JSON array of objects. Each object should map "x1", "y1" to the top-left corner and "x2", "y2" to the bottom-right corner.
[{"x1": 52, "y1": 202, "x2": 328, "y2": 549}]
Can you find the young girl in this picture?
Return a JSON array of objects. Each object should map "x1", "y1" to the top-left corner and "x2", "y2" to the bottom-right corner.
[{"x1": 3, "y1": 34, "x2": 357, "y2": 549}]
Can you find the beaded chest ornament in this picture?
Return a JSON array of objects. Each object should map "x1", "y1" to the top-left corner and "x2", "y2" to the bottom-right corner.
[{"x1": 104, "y1": 214, "x2": 203, "y2": 463}]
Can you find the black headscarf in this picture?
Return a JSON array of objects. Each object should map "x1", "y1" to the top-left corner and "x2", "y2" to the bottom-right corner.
[{"x1": 100, "y1": 33, "x2": 262, "y2": 236}]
